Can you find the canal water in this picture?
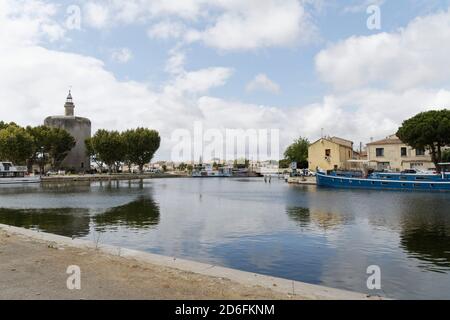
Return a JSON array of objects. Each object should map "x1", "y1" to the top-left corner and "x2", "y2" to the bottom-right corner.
[{"x1": 0, "y1": 178, "x2": 449, "y2": 299}]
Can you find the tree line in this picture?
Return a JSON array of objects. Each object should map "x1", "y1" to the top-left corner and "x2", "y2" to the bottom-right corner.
[
  {"x1": 0, "y1": 121, "x2": 75, "y2": 172},
  {"x1": 1, "y1": 121, "x2": 161, "y2": 174},
  {"x1": 86, "y1": 128, "x2": 160, "y2": 173}
]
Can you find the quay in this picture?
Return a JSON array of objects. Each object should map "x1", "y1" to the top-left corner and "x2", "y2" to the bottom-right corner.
[
  {"x1": 0, "y1": 224, "x2": 376, "y2": 300},
  {"x1": 286, "y1": 176, "x2": 317, "y2": 185},
  {"x1": 40, "y1": 173, "x2": 185, "y2": 183}
]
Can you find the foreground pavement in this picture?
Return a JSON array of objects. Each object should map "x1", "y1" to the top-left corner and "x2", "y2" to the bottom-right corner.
[{"x1": 0, "y1": 225, "x2": 374, "y2": 300}]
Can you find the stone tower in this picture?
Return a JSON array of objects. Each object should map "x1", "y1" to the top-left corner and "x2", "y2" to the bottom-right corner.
[{"x1": 44, "y1": 91, "x2": 91, "y2": 172}]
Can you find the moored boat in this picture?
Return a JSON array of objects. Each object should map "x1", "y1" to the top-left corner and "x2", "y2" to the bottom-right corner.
[
  {"x1": 192, "y1": 164, "x2": 233, "y2": 177},
  {"x1": 316, "y1": 164, "x2": 450, "y2": 192},
  {"x1": 0, "y1": 162, "x2": 41, "y2": 185}
]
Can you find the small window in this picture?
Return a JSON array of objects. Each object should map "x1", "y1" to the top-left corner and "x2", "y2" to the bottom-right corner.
[
  {"x1": 401, "y1": 147, "x2": 407, "y2": 157},
  {"x1": 376, "y1": 148, "x2": 384, "y2": 157},
  {"x1": 416, "y1": 148, "x2": 425, "y2": 156},
  {"x1": 325, "y1": 149, "x2": 331, "y2": 157}
]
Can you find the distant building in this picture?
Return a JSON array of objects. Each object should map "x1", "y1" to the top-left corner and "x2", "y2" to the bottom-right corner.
[
  {"x1": 44, "y1": 91, "x2": 91, "y2": 172},
  {"x1": 308, "y1": 137, "x2": 354, "y2": 171},
  {"x1": 366, "y1": 134, "x2": 434, "y2": 171}
]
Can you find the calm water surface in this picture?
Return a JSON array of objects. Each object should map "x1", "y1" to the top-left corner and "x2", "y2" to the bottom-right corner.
[{"x1": 1, "y1": 178, "x2": 449, "y2": 299}]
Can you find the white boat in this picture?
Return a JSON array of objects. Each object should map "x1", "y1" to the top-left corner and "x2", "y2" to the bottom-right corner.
[
  {"x1": 192, "y1": 164, "x2": 233, "y2": 177},
  {"x1": 0, "y1": 162, "x2": 41, "y2": 185}
]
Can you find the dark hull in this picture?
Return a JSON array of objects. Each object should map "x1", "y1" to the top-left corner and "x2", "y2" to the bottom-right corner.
[{"x1": 316, "y1": 173, "x2": 450, "y2": 192}]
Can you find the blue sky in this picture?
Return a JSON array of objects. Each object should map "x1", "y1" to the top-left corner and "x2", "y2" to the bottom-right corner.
[
  {"x1": 49, "y1": 0, "x2": 450, "y2": 107},
  {"x1": 1, "y1": 0, "x2": 450, "y2": 160}
]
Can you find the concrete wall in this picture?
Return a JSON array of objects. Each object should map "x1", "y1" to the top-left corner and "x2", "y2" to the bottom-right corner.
[
  {"x1": 308, "y1": 139, "x2": 353, "y2": 171},
  {"x1": 367, "y1": 143, "x2": 434, "y2": 171},
  {"x1": 44, "y1": 116, "x2": 91, "y2": 172}
]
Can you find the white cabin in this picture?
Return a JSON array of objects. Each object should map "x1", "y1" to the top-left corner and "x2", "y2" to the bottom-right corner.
[{"x1": 0, "y1": 162, "x2": 27, "y2": 178}]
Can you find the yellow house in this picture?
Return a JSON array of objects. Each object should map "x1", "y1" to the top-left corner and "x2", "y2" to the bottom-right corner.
[
  {"x1": 366, "y1": 134, "x2": 434, "y2": 171},
  {"x1": 308, "y1": 137, "x2": 354, "y2": 171}
]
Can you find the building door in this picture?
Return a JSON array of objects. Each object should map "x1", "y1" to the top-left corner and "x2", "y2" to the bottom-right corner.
[{"x1": 377, "y1": 162, "x2": 390, "y2": 171}]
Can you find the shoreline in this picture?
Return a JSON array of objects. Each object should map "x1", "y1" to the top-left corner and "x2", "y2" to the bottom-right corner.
[
  {"x1": 40, "y1": 173, "x2": 186, "y2": 183},
  {"x1": 0, "y1": 224, "x2": 377, "y2": 300}
]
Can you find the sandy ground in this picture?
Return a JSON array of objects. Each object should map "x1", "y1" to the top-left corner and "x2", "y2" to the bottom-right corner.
[{"x1": 0, "y1": 230, "x2": 298, "y2": 300}]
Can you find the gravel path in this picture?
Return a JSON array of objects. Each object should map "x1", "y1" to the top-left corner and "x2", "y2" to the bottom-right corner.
[{"x1": 0, "y1": 230, "x2": 297, "y2": 300}]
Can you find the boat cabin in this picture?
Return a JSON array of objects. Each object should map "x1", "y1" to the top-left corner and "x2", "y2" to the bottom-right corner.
[{"x1": 0, "y1": 162, "x2": 27, "y2": 178}]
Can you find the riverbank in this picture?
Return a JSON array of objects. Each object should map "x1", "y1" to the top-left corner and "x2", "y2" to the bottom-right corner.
[
  {"x1": 286, "y1": 176, "x2": 316, "y2": 185},
  {"x1": 0, "y1": 224, "x2": 374, "y2": 300},
  {"x1": 41, "y1": 173, "x2": 186, "y2": 183}
]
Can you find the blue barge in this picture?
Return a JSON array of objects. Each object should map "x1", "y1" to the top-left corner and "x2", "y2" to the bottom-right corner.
[{"x1": 316, "y1": 169, "x2": 450, "y2": 192}]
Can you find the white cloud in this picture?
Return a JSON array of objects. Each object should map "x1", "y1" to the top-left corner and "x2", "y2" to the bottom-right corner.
[
  {"x1": 187, "y1": 0, "x2": 317, "y2": 50},
  {"x1": 110, "y1": 48, "x2": 133, "y2": 63},
  {"x1": 84, "y1": 3, "x2": 110, "y2": 29},
  {"x1": 316, "y1": 8, "x2": 450, "y2": 91},
  {"x1": 168, "y1": 67, "x2": 234, "y2": 95},
  {"x1": 165, "y1": 47, "x2": 186, "y2": 75},
  {"x1": 0, "y1": 0, "x2": 65, "y2": 45},
  {"x1": 147, "y1": 20, "x2": 186, "y2": 40},
  {"x1": 79, "y1": 0, "x2": 317, "y2": 51},
  {"x1": 246, "y1": 74, "x2": 281, "y2": 94}
]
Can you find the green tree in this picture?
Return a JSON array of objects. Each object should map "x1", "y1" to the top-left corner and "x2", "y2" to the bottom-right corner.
[
  {"x1": 178, "y1": 162, "x2": 187, "y2": 171},
  {"x1": 26, "y1": 125, "x2": 52, "y2": 173},
  {"x1": 442, "y1": 149, "x2": 450, "y2": 163},
  {"x1": 47, "y1": 127, "x2": 76, "y2": 170},
  {"x1": 89, "y1": 130, "x2": 125, "y2": 173},
  {"x1": 0, "y1": 121, "x2": 18, "y2": 130},
  {"x1": 0, "y1": 125, "x2": 34, "y2": 165},
  {"x1": 284, "y1": 137, "x2": 309, "y2": 169},
  {"x1": 122, "y1": 128, "x2": 161, "y2": 173},
  {"x1": 397, "y1": 110, "x2": 450, "y2": 172},
  {"x1": 85, "y1": 137, "x2": 104, "y2": 171},
  {"x1": 278, "y1": 159, "x2": 290, "y2": 169}
]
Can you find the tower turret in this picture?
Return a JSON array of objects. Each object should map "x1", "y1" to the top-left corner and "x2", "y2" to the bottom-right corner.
[{"x1": 64, "y1": 90, "x2": 75, "y2": 116}]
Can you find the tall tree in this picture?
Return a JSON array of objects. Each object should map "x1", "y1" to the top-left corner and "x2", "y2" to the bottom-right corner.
[
  {"x1": 47, "y1": 127, "x2": 76, "y2": 170},
  {"x1": 85, "y1": 137, "x2": 104, "y2": 171},
  {"x1": 89, "y1": 130, "x2": 125, "y2": 173},
  {"x1": 442, "y1": 149, "x2": 450, "y2": 163},
  {"x1": 397, "y1": 110, "x2": 450, "y2": 172},
  {"x1": 26, "y1": 126, "x2": 76, "y2": 172},
  {"x1": 122, "y1": 128, "x2": 160, "y2": 173},
  {"x1": 0, "y1": 121, "x2": 18, "y2": 130},
  {"x1": 26, "y1": 125, "x2": 52, "y2": 173},
  {"x1": 0, "y1": 125, "x2": 34, "y2": 165},
  {"x1": 284, "y1": 137, "x2": 309, "y2": 169}
]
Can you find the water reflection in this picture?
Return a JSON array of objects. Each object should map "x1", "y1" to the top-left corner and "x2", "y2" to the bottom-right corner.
[
  {"x1": 400, "y1": 216, "x2": 450, "y2": 271},
  {"x1": 286, "y1": 206, "x2": 349, "y2": 231},
  {"x1": 0, "y1": 207, "x2": 90, "y2": 237},
  {"x1": 93, "y1": 196, "x2": 160, "y2": 231}
]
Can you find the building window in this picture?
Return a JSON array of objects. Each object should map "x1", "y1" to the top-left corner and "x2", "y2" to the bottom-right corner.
[
  {"x1": 401, "y1": 147, "x2": 407, "y2": 157},
  {"x1": 325, "y1": 149, "x2": 331, "y2": 157},
  {"x1": 376, "y1": 148, "x2": 384, "y2": 157},
  {"x1": 416, "y1": 148, "x2": 425, "y2": 156}
]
